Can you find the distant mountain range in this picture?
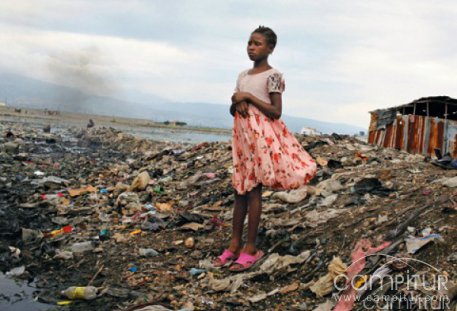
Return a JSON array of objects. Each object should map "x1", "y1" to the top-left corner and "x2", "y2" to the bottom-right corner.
[{"x1": 0, "y1": 72, "x2": 366, "y2": 135}]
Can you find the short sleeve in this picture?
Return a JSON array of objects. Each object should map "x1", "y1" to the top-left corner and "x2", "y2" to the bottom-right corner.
[
  {"x1": 234, "y1": 70, "x2": 247, "y2": 92},
  {"x1": 267, "y1": 72, "x2": 285, "y2": 94},
  {"x1": 234, "y1": 75, "x2": 240, "y2": 92}
]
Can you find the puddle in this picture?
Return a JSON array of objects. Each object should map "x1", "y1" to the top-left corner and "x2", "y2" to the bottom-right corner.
[
  {"x1": 0, "y1": 273, "x2": 53, "y2": 311},
  {"x1": 121, "y1": 126, "x2": 230, "y2": 143}
]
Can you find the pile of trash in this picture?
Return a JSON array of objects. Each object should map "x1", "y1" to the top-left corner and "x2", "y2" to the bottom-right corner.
[{"x1": 0, "y1": 121, "x2": 456, "y2": 310}]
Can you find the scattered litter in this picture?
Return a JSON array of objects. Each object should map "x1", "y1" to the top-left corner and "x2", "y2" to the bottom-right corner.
[
  {"x1": 1, "y1": 121, "x2": 456, "y2": 310},
  {"x1": 310, "y1": 257, "x2": 347, "y2": 297},
  {"x1": 61, "y1": 286, "x2": 98, "y2": 300},
  {"x1": 352, "y1": 178, "x2": 391, "y2": 196},
  {"x1": 315, "y1": 179, "x2": 344, "y2": 197},
  {"x1": 333, "y1": 239, "x2": 391, "y2": 311},
  {"x1": 130, "y1": 171, "x2": 151, "y2": 191},
  {"x1": 313, "y1": 300, "x2": 334, "y2": 311},
  {"x1": 260, "y1": 250, "x2": 311, "y2": 275},
  {"x1": 405, "y1": 233, "x2": 444, "y2": 254},
  {"x1": 54, "y1": 250, "x2": 74, "y2": 260},
  {"x1": 272, "y1": 187, "x2": 308, "y2": 203},
  {"x1": 180, "y1": 223, "x2": 204, "y2": 231},
  {"x1": 434, "y1": 176, "x2": 457, "y2": 187},
  {"x1": 139, "y1": 248, "x2": 159, "y2": 257},
  {"x1": 68, "y1": 185, "x2": 97, "y2": 197},
  {"x1": 247, "y1": 288, "x2": 279, "y2": 303},
  {"x1": 184, "y1": 237, "x2": 195, "y2": 249},
  {"x1": 304, "y1": 208, "x2": 345, "y2": 228},
  {"x1": 71, "y1": 241, "x2": 94, "y2": 253},
  {"x1": 6, "y1": 266, "x2": 26, "y2": 276},
  {"x1": 189, "y1": 268, "x2": 206, "y2": 277}
]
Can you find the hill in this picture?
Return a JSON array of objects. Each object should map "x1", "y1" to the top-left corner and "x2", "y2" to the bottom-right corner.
[{"x1": 0, "y1": 72, "x2": 366, "y2": 134}]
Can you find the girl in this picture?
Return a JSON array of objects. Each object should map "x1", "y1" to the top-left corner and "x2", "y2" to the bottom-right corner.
[{"x1": 214, "y1": 26, "x2": 317, "y2": 272}]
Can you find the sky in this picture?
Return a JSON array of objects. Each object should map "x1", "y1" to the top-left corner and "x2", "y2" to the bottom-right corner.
[{"x1": 0, "y1": 0, "x2": 456, "y2": 128}]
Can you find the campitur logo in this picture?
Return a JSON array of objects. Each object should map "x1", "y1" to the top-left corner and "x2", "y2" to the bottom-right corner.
[{"x1": 331, "y1": 254, "x2": 451, "y2": 310}]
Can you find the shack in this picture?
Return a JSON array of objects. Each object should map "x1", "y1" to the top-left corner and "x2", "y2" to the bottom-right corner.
[{"x1": 368, "y1": 96, "x2": 457, "y2": 157}]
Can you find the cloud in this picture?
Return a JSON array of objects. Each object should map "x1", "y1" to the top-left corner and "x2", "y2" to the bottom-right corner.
[
  {"x1": 0, "y1": 0, "x2": 456, "y2": 128},
  {"x1": 273, "y1": 0, "x2": 457, "y2": 126},
  {"x1": 0, "y1": 24, "x2": 199, "y2": 97}
]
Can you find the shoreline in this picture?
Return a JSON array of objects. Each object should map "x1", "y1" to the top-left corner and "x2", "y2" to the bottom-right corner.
[{"x1": 0, "y1": 106, "x2": 231, "y2": 136}]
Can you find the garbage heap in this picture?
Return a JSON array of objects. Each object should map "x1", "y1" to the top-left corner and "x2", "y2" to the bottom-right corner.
[{"x1": 0, "y1": 122, "x2": 456, "y2": 311}]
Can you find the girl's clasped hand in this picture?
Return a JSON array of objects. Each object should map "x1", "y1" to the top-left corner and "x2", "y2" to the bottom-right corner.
[
  {"x1": 231, "y1": 92, "x2": 250, "y2": 118},
  {"x1": 233, "y1": 101, "x2": 249, "y2": 118}
]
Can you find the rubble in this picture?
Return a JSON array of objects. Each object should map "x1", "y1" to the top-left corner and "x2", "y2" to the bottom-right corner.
[{"x1": 0, "y1": 121, "x2": 456, "y2": 310}]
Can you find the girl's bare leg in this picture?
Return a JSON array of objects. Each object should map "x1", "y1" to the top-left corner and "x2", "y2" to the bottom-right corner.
[
  {"x1": 243, "y1": 184, "x2": 262, "y2": 255},
  {"x1": 228, "y1": 192, "x2": 248, "y2": 254}
]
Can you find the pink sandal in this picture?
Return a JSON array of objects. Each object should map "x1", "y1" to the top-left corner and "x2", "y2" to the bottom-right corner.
[
  {"x1": 213, "y1": 249, "x2": 238, "y2": 267},
  {"x1": 229, "y1": 250, "x2": 264, "y2": 272}
]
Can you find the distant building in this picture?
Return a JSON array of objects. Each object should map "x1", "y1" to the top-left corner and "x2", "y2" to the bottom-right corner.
[
  {"x1": 163, "y1": 120, "x2": 187, "y2": 126},
  {"x1": 0, "y1": 102, "x2": 6, "y2": 107},
  {"x1": 300, "y1": 126, "x2": 321, "y2": 136},
  {"x1": 368, "y1": 96, "x2": 457, "y2": 157}
]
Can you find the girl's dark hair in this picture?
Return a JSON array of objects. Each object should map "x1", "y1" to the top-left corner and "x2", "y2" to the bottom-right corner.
[{"x1": 252, "y1": 26, "x2": 277, "y2": 48}]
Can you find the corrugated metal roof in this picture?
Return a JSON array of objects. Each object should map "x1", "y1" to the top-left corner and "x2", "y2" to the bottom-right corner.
[{"x1": 369, "y1": 96, "x2": 457, "y2": 114}]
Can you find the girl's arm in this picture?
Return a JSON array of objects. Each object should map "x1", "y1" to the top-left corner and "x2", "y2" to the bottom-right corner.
[
  {"x1": 230, "y1": 103, "x2": 236, "y2": 116},
  {"x1": 232, "y1": 92, "x2": 282, "y2": 120},
  {"x1": 230, "y1": 101, "x2": 249, "y2": 118}
]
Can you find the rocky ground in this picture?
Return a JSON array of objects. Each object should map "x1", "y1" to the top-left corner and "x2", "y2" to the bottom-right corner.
[{"x1": 0, "y1": 121, "x2": 456, "y2": 311}]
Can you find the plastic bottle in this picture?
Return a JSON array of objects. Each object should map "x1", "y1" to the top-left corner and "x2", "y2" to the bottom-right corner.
[
  {"x1": 61, "y1": 286, "x2": 97, "y2": 300},
  {"x1": 45, "y1": 225, "x2": 74, "y2": 238}
]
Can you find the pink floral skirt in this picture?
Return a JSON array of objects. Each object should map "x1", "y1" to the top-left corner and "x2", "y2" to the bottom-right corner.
[{"x1": 232, "y1": 106, "x2": 317, "y2": 195}]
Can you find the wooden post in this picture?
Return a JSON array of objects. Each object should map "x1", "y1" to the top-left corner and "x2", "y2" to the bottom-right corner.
[
  {"x1": 444, "y1": 103, "x2": 449, "y2": 154},
  {"x1": 426, "y1": 101, "x2": 429, "y2": 116}
]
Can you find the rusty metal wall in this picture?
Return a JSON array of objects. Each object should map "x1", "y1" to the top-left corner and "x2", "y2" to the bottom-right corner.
[{"x1": 368, "y1": 114, "x2": 457, "y2": 157}]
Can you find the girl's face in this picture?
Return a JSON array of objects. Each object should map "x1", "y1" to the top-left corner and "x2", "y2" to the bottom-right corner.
[{"x1": 247, "y1": 32, "x2": 273, "y2": 61}]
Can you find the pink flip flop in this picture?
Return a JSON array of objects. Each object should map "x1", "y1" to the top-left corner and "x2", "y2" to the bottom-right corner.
[
  {"x1": 229, "y1": 250, "x2": 264, "y2": 272},
  {"x1": 213, "y1": 249, "x2": 238, "y2": 267}
]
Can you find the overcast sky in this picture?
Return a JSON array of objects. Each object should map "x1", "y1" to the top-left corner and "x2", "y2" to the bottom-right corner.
[{"x1": 1, "y1": 0, "x2": 456, "y2": 127}]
